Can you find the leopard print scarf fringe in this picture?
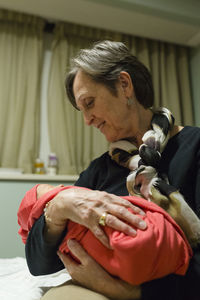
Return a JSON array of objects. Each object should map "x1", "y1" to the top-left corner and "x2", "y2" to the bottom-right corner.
[
  {"x1": 109, "y1": 107, "x2": 200, "y2": 247},
  {"x1": 109, "y1": 107, "x2": 174, "y2": 198}
]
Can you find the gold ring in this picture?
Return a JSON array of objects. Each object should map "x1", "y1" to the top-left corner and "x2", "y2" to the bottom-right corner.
[{"x1": 99, "y1": 212, "x2": 107, "y2": 226}]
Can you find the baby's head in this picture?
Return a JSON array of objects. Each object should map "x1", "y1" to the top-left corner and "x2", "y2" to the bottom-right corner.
[{"x1": 37, "y1": 184, "x2": 64, "y2": 199}]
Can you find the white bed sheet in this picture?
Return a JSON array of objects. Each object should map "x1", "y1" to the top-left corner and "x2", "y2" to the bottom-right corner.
[{"x1": 0, "y1": 257, "x2": 71, "y2": 300}]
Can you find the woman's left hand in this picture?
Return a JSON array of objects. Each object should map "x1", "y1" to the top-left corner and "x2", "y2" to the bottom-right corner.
[{"x1": 57, "y1": 239, "x2": 141, "y2": 300}]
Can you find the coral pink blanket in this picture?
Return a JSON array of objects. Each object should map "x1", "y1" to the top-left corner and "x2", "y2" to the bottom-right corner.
[{"x1": 17, "y1": 185, "x2": 192, "y2": 285}]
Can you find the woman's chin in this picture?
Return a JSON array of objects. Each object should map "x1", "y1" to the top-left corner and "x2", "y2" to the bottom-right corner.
[
  {"x1": 105, "y1": 135, "x2": 121, "y2": 143},
  {"x1": 102, "y1": 129, "x2": 124, "y2": 143}
]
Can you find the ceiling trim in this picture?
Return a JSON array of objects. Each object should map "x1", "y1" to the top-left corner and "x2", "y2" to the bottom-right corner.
[{"x1": 0, "y1": 0, "x2": 199, "y2": 47}]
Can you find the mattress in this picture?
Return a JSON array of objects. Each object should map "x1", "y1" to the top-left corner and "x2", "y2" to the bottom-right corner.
[{"x1": 0, "y1": 257, "x2": 71, "y2": 300}]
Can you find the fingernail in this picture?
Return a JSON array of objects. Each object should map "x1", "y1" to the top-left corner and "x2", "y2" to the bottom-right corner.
[
  {"x1": 67, "y1": 239, "x2": 73, "y2": 247},
  {"x1": 129, "y1": 228, "x2": 137, "y2": 236},
  {"x1": 139, "y1": 210, "x2": 145, "y2": 216},
  {"x1": 67, "y1": 239, "x2": 76, "y2": 248},
  {"x1": 138, "y1": 220, "x2": 147, "y2": 229}
]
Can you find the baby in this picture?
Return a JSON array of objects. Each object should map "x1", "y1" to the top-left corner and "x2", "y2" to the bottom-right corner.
[{"x1": 18, "y1": 184, "x2": 192, "y2": 285}]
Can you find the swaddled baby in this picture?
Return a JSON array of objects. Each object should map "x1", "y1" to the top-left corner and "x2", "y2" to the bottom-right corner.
[{"x1": 18, "y1": 184, "x2": 192, "y2": 285}]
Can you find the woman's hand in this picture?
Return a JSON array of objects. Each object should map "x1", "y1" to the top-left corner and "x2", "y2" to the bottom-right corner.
[
  {"x1": 49, "y1": 188, "x2": 147, "y2": 248},
  {"x1": 57, "y1": 240, "x2": 141, "y2": 300}
]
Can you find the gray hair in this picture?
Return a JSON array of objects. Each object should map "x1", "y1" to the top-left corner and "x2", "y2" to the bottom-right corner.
[{"x1": 65, "y1": 40, "x2": 154, "y2": 109}]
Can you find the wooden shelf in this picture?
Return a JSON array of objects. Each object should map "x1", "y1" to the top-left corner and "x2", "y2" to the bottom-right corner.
[{"x1": 0, "y1": 173, "x2": 78, "y2": 182}]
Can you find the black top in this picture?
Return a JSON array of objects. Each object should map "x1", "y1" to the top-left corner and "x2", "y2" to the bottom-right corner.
[{"x1": 25, "y1": 126, "x2": 200, "y2": 300}]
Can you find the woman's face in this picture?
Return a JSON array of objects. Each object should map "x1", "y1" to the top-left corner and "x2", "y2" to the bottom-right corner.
[{"x1": 73, "y1": 70, "x2": 148, "y2": 143}]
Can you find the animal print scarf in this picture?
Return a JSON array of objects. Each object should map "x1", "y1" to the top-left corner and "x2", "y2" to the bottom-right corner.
[{"x1": 109, "y1": 107, "x2": 200, "y2": 247}]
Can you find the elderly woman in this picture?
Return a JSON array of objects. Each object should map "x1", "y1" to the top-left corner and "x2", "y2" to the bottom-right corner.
[{"x1": 25, "y1": 41, "x2": 200, "y2": 300}]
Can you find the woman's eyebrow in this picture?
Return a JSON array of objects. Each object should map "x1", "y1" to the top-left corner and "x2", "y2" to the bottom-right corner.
[
  {"x1": 76, "y1": 91, "x2": 89, "y2": 103},
  {"x1": 75, "y1": 94, "x2": 86, "y2": 109},
  {"x1": 76, "y1": 94, "x2": 93, "y2": 108},
  {"x1": 76, "y1": 97, "x2": 89, "y2": 110}
]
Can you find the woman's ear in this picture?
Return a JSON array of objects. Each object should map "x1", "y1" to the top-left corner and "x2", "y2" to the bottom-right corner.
[{"x1": 119, "y1": 71, "x2": 134, "y2": 98}]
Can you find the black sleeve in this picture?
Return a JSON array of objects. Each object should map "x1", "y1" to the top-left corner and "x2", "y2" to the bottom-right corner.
[
  {"x1": 25, "y1": 215, "x2": 66, "y2": 275},
  {"x1": 142, "y1": 274, "x2": 183, "y2": 300}
]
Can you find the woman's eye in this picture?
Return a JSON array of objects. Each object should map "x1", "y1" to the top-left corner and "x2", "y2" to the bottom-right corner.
[{"x1": 86, "y1": 99, "x2": 94, "y2": 108}]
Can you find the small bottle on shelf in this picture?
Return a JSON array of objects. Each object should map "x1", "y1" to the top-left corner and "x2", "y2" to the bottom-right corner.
[
  {"x1": 47, "y1": 153, "x2": 58, "y2": 176},
  {"x1": 34, "y1": 158, "x2": 45, "y2": 174}
]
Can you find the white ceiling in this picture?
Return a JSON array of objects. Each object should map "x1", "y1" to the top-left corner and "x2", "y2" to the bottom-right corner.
[{"x1": 0, "y1": 0, "x2": 199, "y2": 47}]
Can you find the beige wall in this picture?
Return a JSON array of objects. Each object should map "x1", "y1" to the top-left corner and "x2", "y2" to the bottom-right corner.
[{"x1": 0, "y1": 179, "x2": 76, "y2": 258}]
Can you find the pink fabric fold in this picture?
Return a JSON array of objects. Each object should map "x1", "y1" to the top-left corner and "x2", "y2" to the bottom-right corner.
[{"x1": 17, "y1": 185, "x2": 192, "y2": 285}]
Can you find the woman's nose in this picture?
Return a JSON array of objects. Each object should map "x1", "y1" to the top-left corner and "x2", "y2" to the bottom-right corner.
[{"x1": 83, "y1": 111, "x2": 94, "y2": 126}]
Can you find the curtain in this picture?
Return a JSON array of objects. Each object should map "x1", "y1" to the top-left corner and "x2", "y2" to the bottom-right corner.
[
  {"x1": 0, "y1": 9, "x2": 45, "y2": 173},
  {"x1": 48, "y1": 22, "x2": 194, "y2": 175}
]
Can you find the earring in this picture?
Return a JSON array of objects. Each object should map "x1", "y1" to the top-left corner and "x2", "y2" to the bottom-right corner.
[{"x1": 127, "y1": 98, "x2": 134, "y2": 106}]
